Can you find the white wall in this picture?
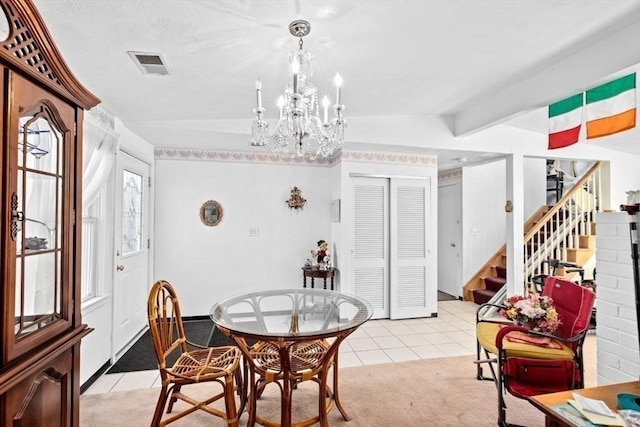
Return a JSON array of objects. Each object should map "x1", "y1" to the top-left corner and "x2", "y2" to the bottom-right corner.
[
  {"x1": 523, "y1": 158, "x2": 547, "y2": 217},
  {"x1": 594, "y1": 212, "x2": 640, "y2": 384},
  {"x1": 80, "y1": 118, "x2": 155, "y2": 385},
  {"x1": 154, "y1": 159, "x2": 332, "y2": 315},
  {"x1": 461, "y1": 159, "x2": 507, "y2": 282}
]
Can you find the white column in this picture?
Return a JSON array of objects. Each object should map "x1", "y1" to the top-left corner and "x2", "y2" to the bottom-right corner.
[{"x1": 505, "y1": 153, "x2": 525, "y2": 296}]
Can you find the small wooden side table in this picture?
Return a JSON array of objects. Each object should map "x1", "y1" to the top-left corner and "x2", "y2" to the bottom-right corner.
[{"x1": 302, "y1": 267, "x2": 336, "y2": 290}]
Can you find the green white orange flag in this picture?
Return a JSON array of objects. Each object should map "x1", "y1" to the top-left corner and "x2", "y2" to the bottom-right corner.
[
  {"x1": 586, "y1": 73, "x2": 636, "y2": 139},
  {"x1": 548, "y1": 93, "x2": 583, "y2": 149}
]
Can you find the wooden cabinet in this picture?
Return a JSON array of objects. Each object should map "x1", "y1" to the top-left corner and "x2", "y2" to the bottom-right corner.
[{"x1": 0, "y1": 0, "x2": 99, "y2": 425}]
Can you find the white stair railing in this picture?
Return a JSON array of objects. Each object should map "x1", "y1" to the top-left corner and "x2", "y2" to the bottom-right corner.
[
  {"x1": 523, "y1": 162, "x2": 602, "y2": 287},
  {"x1": 477, "y1": 161, "x2": 603, "y2": 317}
]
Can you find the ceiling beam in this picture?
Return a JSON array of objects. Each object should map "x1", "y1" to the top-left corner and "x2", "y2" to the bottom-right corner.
[{"x1": 453, "y1": 19, "x2": 640, "y2": 137}]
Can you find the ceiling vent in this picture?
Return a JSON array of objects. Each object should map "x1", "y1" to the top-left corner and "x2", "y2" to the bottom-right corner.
[{"x1": 127, "y1": 51, "x2": 172, "y2": 76}]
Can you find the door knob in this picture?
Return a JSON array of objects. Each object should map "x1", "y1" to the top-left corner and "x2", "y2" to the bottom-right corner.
[
  {"x1": 116, "y1": 265, "x2": 125, "y2": 271},
  {"x1": 450, "y1": 243, "x2": 456, "y2": 247}
]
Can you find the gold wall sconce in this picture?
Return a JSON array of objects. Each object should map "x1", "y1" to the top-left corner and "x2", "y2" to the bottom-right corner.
[
  {"x1": 505, "y1": 200, "x2": 513, "y2": 213},
  {"x1": 286, "y1": 186, "x2": 306, "y2": 210}
]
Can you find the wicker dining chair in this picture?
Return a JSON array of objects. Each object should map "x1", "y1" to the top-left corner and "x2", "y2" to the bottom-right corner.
[
  {"x1": 147, "y1": 280, "x2": 243, "y2": 427},
  {"x1": 219, "y1": 330, "x2": 343, "y2": 427}
]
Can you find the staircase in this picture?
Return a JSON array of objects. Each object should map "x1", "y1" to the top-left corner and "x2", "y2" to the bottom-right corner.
[
  {"x1": 464, "y1": 161, "x2": 603, "y2": 303},
  {"x1": 472, "y1": 265, "x2": 506, "y2": 304}
]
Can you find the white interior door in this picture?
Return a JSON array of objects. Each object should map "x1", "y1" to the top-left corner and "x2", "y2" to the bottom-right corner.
[
  {"x1": 437, "y1": 181, "x2": 462, "y2": 298},
  {"x1": 351, "y1": 176, "x2": 434, "y2": 320},
  {"x1": 113, "y1": 151, "x2": 150, "y2": 357},
  {"x1": 352, "y1": 177, "x2": 390, "y2": 319},
  {"x1": 390, "y1": 178, "x2": 432, "y2": 319}
]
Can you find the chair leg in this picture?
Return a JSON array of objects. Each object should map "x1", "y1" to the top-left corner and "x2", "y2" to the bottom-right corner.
[
  {"x1": 224, "y1": 373, "x2": 239, "y2": 427},
  {"x1": 496, "y1": 357, "x2": 509, "y2": 427},
  {"x1": 236, "y1": 362, "x2": 247, "y2": 417},
  {"x1": 151, "y1": 385, "x2": 170, "y2": 427},
  {"x1": 167, "y1": 384, "x2": 181, "y2": 413},
  {"x1": 476, "y1": 339, "x2": 485, "y2": 380}
]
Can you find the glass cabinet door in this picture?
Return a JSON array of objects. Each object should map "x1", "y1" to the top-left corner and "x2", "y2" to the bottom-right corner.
[
  {"x1": 14, "y1": 108, "x2": 63, "y2": 337},
  {"x1": 5, "y1": 73, "x2": 76, "y2": 361}
]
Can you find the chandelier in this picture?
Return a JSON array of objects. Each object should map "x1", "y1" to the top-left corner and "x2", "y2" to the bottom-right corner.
[{"x1": 250, "y1": 20, "x2": 346, "y2": 158}]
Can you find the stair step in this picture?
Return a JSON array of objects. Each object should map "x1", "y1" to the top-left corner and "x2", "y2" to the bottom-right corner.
[
  {"x1": 579, "y1": 235, "x2": 596, "y2": 249},
  {"x1": 566, "y1": 247, "x2": 593, "y2": 265},
  {"x1": 495, "y1": 265, "x2": 506, "y2": 279},
  {"x1": 472, "y1": 289, "x2": 497, "y2": 305},
  {"x1": 484, "y1": 276, "x2": 506, "y2": 292}
]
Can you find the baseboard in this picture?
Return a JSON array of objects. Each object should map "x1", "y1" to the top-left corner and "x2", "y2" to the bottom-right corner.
[
  {"x1": 80, "y1": 360, "x2": 111, "y2": 394},
  {"x1": 182, "y1": 315, "x2": 210, "y2": 322}
]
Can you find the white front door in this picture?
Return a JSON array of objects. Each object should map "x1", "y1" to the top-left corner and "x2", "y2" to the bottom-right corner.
[
  {"x1": 437, "y1": 181, "x2": 462, "y2": 298},
  {"x1": 113, "y1": 151, "x2": 150, "y2": 357}
]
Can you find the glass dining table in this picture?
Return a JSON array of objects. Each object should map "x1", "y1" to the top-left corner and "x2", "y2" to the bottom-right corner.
[{"x1": 210, "y1": 288, "x2": 373, "y2": 427}]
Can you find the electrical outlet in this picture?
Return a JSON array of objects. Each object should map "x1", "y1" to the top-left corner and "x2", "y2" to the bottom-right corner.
[{"x1": 249, "y1": 227, "x2": 260, "y2": 237}]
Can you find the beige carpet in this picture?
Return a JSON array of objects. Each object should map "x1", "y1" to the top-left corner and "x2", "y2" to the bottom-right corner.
[{"x1": 81, "y1": 349, "x2": 596, "y2": 427}]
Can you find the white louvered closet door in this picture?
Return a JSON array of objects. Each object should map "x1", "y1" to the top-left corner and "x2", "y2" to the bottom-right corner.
[
  {"x1": 352, "y1": 177, "x2": 389, "y2": 319},
  {"x1": 390, "y1": 178, "x2": 431, "y2": 319}
]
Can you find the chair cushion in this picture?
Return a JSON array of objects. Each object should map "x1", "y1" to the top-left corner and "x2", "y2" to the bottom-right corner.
[{"x1": 476, "y1": 322, "x2": 574, "y2": 360}]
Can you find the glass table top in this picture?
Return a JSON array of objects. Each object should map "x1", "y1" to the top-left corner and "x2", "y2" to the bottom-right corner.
[{"x1": 210, "y1": 288, "x2": 373, "y2": 339}]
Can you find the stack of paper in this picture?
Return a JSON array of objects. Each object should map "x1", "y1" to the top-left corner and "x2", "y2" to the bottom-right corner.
[{"x1": 568, "y1": 393, "x2": 626, "y2": 426}]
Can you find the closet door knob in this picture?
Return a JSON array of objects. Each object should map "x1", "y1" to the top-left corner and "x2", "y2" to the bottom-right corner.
[{"x1": 116, "y1": 265, "x2": 125, "y2": 271}]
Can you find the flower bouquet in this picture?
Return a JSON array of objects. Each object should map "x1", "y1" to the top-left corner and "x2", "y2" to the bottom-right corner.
[{"x1": 500, "y1": 292, "x2": 561, "y2": 333}]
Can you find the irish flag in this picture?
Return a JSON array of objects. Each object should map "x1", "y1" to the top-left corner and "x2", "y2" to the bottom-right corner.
[
  {"x1": 586, "y1": 73, "x2": 636, "y2": 139},
  {"x1": 548, "y1": 93, "x2": 583, "y2": 149}
]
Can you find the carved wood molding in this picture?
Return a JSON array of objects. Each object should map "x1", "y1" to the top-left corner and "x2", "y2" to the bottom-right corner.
[
  {"x1": 13, "y1": 368, "x2": 65, "y2": 422},
  {"x1": 0, "y1": 325, "x2": 91, "y2": 395},
  {"x1": 0, "y1": 0, "x2": 100, "y2": 109}
]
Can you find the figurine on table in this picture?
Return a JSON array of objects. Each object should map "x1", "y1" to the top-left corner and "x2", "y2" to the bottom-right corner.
[{"x1": 311, "y1": 240, "x2": 331, "y2": 269}]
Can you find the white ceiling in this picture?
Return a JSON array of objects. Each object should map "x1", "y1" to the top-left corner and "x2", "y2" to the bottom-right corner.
[{"x1": 32, "y1": 0, "x2": 640, "y2": 169}]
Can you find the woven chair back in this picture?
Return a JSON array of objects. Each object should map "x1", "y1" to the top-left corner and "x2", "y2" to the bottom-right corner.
[{"x1": 147, "y1": 280, "x2": 189, "y2": 372}]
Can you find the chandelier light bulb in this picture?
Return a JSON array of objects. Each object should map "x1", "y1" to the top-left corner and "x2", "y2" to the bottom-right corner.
[
  {"x1": 322, "y1": 96, "x2": 330, "y2": 124},
  {"x1": 255, "y1": 78, "x2": 262, "y2": 108},
  {"x1": 291, "y1": 57, "x2": 300, "y2": 74},
  {"x1": 334, "y1": 73, "x2": 343, "y2": 105},
  {"x1": 291, "y1": 57, "x2": 300, "y2": 94},
  {"x1": 277, "y1": 95, "x2": 285, "y2": 118}
]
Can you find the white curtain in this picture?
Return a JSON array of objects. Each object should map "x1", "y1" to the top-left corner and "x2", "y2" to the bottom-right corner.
[{"x1": 83, "y1": 107, "x2": 119, "y2": 210}]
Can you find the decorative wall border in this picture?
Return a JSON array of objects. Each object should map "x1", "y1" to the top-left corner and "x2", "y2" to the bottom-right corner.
[
  {"x1": 340, "y1": 150, "x2": 437, "y2": 166},
  {"x1": 154, "y1": 147, "x2": 439, "y2": 168},
  {"x1": 154, "y1": 148, "x2": 336, "y2": 166},
  {"x1": 438, "y1": 168, "x2": 462, "y2": 181}
]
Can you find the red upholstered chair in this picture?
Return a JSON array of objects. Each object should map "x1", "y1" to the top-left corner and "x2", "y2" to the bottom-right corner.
[{"x1": 475, "y1": 276, "x2": 595, "y2": 427}]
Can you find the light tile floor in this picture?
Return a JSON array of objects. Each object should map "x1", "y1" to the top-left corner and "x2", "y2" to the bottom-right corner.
[{"x1": 83, "y1": 299, "x2": 479, "y2": 395}]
